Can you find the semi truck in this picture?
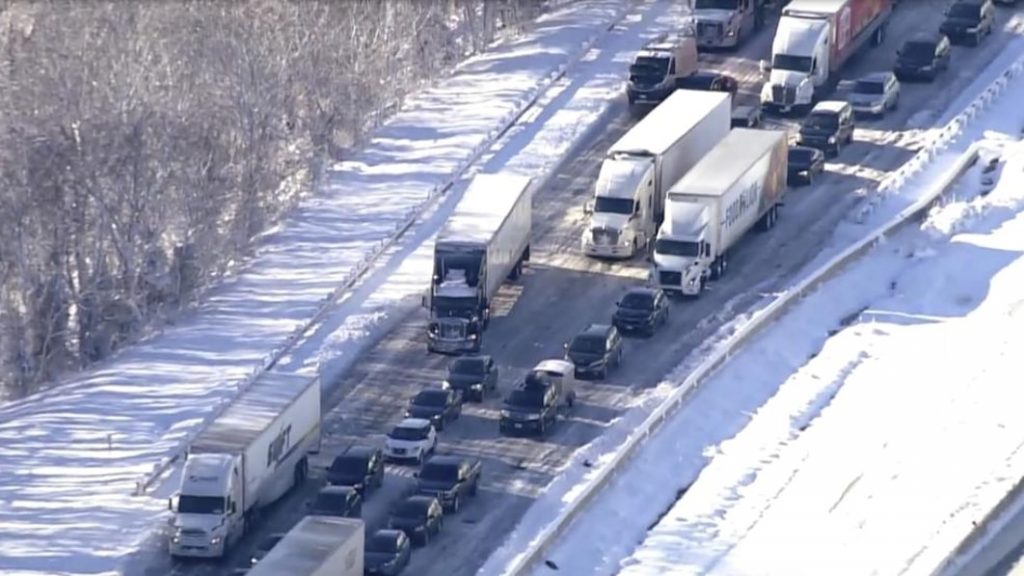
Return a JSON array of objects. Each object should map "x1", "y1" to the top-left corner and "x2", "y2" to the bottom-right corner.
[
  {"x1": 652, "y1": 128, "x2": 787, "y2": 297},
  {"x1": 626, "y1": 34, "x2": 699, "y2": 110},
  {"x1": 167, "y1": 372, "x2": 321, "y2": 559},
  {"x1": 426, "y1": 173, "x2": 532, "y2": 354},
  {"x1": 582, "y1": 89, "x2": 731, "y2": 259},
  {"x1": 760, "y1": 0, "x2": 893, "y2": 113},
  {"x1": 683, "y1": 0, "x2": 766, "y2": 50},
  {"x1": 248, "y1": 516, "x2": 364, "y2": 576}
]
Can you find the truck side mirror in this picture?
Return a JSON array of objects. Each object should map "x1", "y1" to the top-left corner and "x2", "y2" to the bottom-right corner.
[
  {"x1": 563, "y1": 343, "x2": 569, "y2": 351},
  {"x1": 167, "y1": 497, "x2": 174, "y2": 512},
  {"x1": 759, "y1": 59, "x2": 771, "y2": 74}
]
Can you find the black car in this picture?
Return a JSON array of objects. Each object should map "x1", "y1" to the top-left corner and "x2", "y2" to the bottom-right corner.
[
  {"x1": 327, "y1": 445, "x2": 384, "y2": 495},
  {"x1": 613, "y1": 287, "x2": 669, "y2": 336},
  {"x1": 797, "y1": 101, "x2": 855, "y2": 157},
  {"x1": 249, "y1": 532, "x2": 286, "y2": 566},
  {"x1": 499, "y1": 383, "x2": 559, "y2": 437},
  {"x1": 364, "y1": 529, "x2": 411, "y2": 576},
  {"x1": 894, "y1": 34, "x2": 951, "y2": 82},
  {"x1": 388, "y1": 495, "x2": 444, "y2": 546},
  {"x1": 444, "y1": 355, "x2": 498, "y2": 402},
  {"x1": 787, "y1": 146, "x2": 826, "y2": 186},
  {"x1": 309, "y1": 485, "x2": 363, "y2": 518},
  {"x1": 405, "y1": 388, "x2": 463, "y2": 431},
  {"x1": 565, "y1": 323, "x2": 623, "y2": 379},
  {"x1": 676, "y1": 70, "x2": 739, "y2": 97},
  {"x1": 415, "y1": 455, "x2": 482, "y2": 513},
  {"x1": 940, "y1": 0, "x2": 995, "y2": 46}
]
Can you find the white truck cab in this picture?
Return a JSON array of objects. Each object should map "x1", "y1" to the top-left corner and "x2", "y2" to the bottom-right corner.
[
  {"x1": 583, "y1": 159, "x2": 655, "y2": 258},
  {"x1": 759, "y1": 15, "x2": 830, "y2": 112},
  {"x1": 169, "y1": 454, "x2": 244, "y2": 558}
]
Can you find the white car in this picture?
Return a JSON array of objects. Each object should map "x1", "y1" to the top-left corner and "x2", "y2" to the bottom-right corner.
[
  {"x1": 844, "y1": 72, "x2": 900, "y2": 117},
  {"x1": 384, "y1": 418, "x2": 437, "y2": 464}
]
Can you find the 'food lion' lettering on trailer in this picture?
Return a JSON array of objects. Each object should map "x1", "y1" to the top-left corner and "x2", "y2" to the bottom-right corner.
[{"x1": 724, "y1": 181, "x2": 762, "y2": 228}]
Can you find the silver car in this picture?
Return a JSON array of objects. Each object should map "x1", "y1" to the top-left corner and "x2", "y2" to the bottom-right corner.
[{"x1": 845, "y1": 72, "x2": 901, "y2": 117}]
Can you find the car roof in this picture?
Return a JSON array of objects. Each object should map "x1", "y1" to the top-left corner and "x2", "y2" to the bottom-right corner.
[
  {"x1": 811, "y1": 100, "x2": 849, "y2": 114},
  {"x1": 451, "y1": 354, "x2": 490, "y2": 365},
  {"x1": 319, "y1": 485, "x2": 358, "y2": 495},
  {"x1": 403, "y1": 495, "x2": 438, "y2": 506},
  {"x1": 580, "y1": 323, "x2": 613, "y2": 337},
  {"x1": 423, "y1": 454, "x2": 465, "y2": 467},
  {"x1": 533, "y1": 359, "x2": 573, "y2": 374},
  {"x1": 341, "y1": 445, "x2": 378, "y2": 458},
  {"x1": 396, "y1": 417, "x2": 432, "y2": 429},
  {"x1": 904, "y1": 33, "x2": 942, "y2": 46},
  {"x1": 624, "y1": 286, "x2": 659, "y2": 298},
  {"x1": 789, "y1": 145, "x2": 821, "y2": 155}
]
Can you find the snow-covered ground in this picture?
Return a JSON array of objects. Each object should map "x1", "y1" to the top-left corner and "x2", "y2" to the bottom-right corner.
[{"x1": 0, "y1": 3, "x2": 629, "y2": 575}]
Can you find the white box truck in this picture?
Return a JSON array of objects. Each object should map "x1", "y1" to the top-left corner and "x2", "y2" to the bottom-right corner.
[
  {"x1": 626, "y1": 34, "x2": 699, "y2": 109},
  {"x1": 760, "y1": 0, "x2": 893, "y2": 113},
  {"x1": 167, "y1": 372, "x2": 321, "y2": 559},
  {"x1": 652, "y1": 128, "x2": 788, "y2": 297},
  {"x1": 426, "y1": 173, "x2": 532, "y2": 354},
  {"x1": 583, "y1": 89, "x2": 731, "y2": 259},
  {"x1": 248, "y1": 516, "x2": 364, "y2": 576}
]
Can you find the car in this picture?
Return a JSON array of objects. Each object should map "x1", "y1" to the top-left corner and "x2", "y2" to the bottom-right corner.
[
  {"x1": 797, "y1": 101, "x2": 855, "y2": 157},
  {"x1": 404, "y1": 388, "x2": 462, "y2": 431},
  {"x1": 415, "y1": 455, "x2": 482, "y2": 513},
  {"x1": 309, "y1": 485, "x2": 363, "y2": 518},
  {"x1": 613, "y1": 287, "x2": 670, "y2": 336},
  {"x1": 731, "y1": 103, "x2": 763, "y2": 128},
  {"x1": 364, "y1": 529, "x2": 412, "y2": 575},
  {"x1": 845, "y1": 72, "x2": 900, "y2": 117},
  {"x1": 500, "y1": 381, "x2": 560, "y2": 437},
  {"x1": 787, "y1": 146, "x2": 826, "y2": 186},
  {"x1": 384, "y1": 418, "x2": 438, "y2": 464},
  {"x1": 443, "y1": 355, "x2": 498, "y2": 402},
  {"x1": 326, "y1": 445, "x2": 384, "y2": 495},
  {"x1": 388, "y1": 495, "x2": 444, "y2": 546},
  {"x1": 249, "y1": 532, "x2": 286, "y2": 566},
  {"x1": 676, "y1": 70, "x2": 739, "y2": 97},
  {"x1": 564, "y1": 323, "x2": 623, "y2": 379},
  {"x1": 940, "y1": 0, "x2": 995, "y2": 46},
  {"x1": 894, "y1": 34, "x2": 951, "y2": 82}
]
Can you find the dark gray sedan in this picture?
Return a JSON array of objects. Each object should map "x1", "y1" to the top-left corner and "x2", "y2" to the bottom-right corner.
[
  {"x1": 787, "y1": 146, "x2": 826, "y2": 186},
  {"x1": 444, "y1": 355, "x2": 498, "y2": 402}
]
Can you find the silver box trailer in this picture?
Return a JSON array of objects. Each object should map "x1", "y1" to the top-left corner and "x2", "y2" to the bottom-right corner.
[
  {"x1": 652, "y1": 128, "x2": 788, "y2": 296},
  {"x1": 248, "y1": 516, "x2": 364, "y2": 576},
  {"x1": 427, "y1": 173, "x2": 533, "y2": 354},
  {"x1": 168, "y1": 372, "x2": 322, "y2": 559}
]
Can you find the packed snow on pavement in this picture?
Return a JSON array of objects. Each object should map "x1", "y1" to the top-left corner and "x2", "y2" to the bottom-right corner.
[{"x1": 0, "y1": 3, "x2": 630, "y2": 574}]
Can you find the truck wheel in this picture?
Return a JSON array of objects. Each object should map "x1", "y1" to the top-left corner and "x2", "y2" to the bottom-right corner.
[
  {"x1": 872, "y1": 23, "x2": 886, "y2": 46},
  {"x1": 294, "y1": 457, "x2": 308, "y2": 488}
]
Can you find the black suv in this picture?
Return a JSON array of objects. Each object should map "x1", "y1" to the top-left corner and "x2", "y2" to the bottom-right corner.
[
  {"x1": 405, "y1": 388, "x2": 463, "y2": 432},
  {"x1": 613, "y1": 287, "x2": 669, "y2": 336},
  {"x1": 565, "y1": 324, "x2": 623, "y2": 379},
  {"x1": 389, "y1": 495, "x2": 444, "y2": 546},
  {"x1": 415, "y1": 455, "x2": 482, "y2": 513},
  {"x1": 500, "y1": 382, "x2": 559, "y2": 437},
  {"x1": 309, "y1": 485, "x2": 363, "y2": 518},
  {"x1": 940, "y1": 0, "x2": 995, "y2": 46},
  {"x1": 444, "y1": 355, "x2": 498, "y2": 402},
  {"x1": 798, "y1": 101, "x2": 855, "y2": 157},
  {"x1": 326, "y1": 445, "x2": 385, "y2": 495},
  {"x1": 894, "y1": 34, "x2": 951, "y2": 82}
]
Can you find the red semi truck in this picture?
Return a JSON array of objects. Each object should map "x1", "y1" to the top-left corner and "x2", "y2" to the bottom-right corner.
[{"x1": 760, "y1": 0, "x2": 893, "y2": 113}]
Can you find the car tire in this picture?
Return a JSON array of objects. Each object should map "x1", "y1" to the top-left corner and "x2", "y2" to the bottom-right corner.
[
  {"x1": 451, "y1": 495, "x2": 461, "y2": 514},
  {"x1": 421, "y1": 530, "x2": 430, "y2": 546}
]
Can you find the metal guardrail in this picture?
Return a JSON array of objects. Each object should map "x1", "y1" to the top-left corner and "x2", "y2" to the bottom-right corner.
[{"x1": 484, "y1": 49, "x2": 1024, "y2": 576}]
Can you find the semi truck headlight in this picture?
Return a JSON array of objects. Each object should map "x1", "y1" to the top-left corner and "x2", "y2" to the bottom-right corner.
[
  {"x1": 210, "y1": 536, "x2": 222, "y2": 546},
  {"x1": 828, "y1": 136, "x2": 837, "y2": 144}
]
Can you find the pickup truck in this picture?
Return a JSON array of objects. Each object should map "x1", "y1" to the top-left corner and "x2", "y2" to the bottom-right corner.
[{"x1": 415, "y1": 455, "x2": 481, "y2": 513}]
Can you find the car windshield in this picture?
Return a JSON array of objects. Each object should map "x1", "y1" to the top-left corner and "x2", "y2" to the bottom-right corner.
[
  {"x1": 313, "y1": 491, "x2": 349, "y2": 511},
  {"x1": 654, "y1": 237, "x2": 700, "y2": 257},
  {"x1": 853, "y1": 80, "x2": 885, "y2": 95},
  {"x1": 629, "y1": 56, "x2": 669, "y2": 79},
  {"x1": 948, "y1": 3, "x2": 980, "y2": 19},
  {"x1": 367, "y1": 534, "x2": 399, "y2": 554},
  {"x1": 330, "y1": 455, "x2": 367, "y2": 475},
  {"x1": 901, "y1": 41, "x2": 935, "y2": 61},
  {"x1": 788, "y1": 148, "x2": 817, "y2": 166},
  {"x1": 620, "y1": 292, "x2": 654, "y2": 310},
  {"x1": 420, "y1": 464, "x2": 460, "y2": 483},
  {"x1": 177, "y1": 495, "x2": 225, "y2": 515},
  {"x1": 449, "y1": 358, "x2": 485, "y2": 376},
  {"x1": 570, "y1": 334, "x2": 605, "y2": 354},
  {"x1": 394, "y1": 501, "x2": 427, "y2": 519},
  {"x1": 412, "y1": 390, "x2": 448, "y2": 407},
  {"x1": 772, "y1": 53, "x2": 813, "y2": 73},
  {"x1": 594, "y1": 196, "x2": 634, "y2": 215},
  {"x1": 804, "y1": 112, "x2": 838, "y2": 129},
  {"x1": 389, "y1": 425, "x2": 429, "y2": 441},
  {"x1": 695, "y1": 0, "x2": 739, "y2": 9},
  {"x1": 507, "y1": 388, "x2": 546, "y2": 408}
]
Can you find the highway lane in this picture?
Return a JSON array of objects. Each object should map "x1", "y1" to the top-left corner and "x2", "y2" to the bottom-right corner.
[{"x1": 153, "y1": 2, "x2": 1023, "y2": 575}]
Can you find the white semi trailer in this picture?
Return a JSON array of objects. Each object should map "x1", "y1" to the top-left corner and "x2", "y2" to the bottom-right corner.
[
  {"x1": 582, "y1": 89, "x2": 731, "y2": 259},
  {"x1": 652, "y1": 128, "x2": 788, "y2": 297},
  {"x1": 248, "y1": 516, "x2": 364, "y2": 576},
  {"x1": 167, "y1": 372, "x2": 321, "y2": 559},
  {"x1": 426, "y1": 173, "x2": 532, "y2": 353}
]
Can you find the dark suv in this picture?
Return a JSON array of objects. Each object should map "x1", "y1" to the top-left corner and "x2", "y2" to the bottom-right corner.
[
  {"x1": 415, "y1": 455, "x2": 481, "y2": 513},
  {"x1": 940, "y1": 0, "x2": 995, "y2": 46},
  {"x1": 894, "y1": 34, "x2": 951, "y2": 82},
  {"x1": 444, "y1": 355, "x2": 498, "y2": 402},
  {"x1": 500, "y1": 383, "x2": 559, "y2": 437},
  {"x1": 565, "y1": 324, "x2": 623, "y2": 379},
  {"x1": 798, "y1": 101, "x2": 855, "y2": 157},
  {"x1": 326, "y1": 445, "x2": 384, "y2": 495},
  {"x1": 613, "y1": 287, "x2": 669, "y2": 336}
]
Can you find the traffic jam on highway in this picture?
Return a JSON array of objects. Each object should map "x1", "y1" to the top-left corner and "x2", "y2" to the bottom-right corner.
[{"x1": 159, "y1": 0, "x2": 1012, "y2": 574}]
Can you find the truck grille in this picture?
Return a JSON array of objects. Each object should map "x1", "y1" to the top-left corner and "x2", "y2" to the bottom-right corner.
[
  {"x1": 438, "y1": 322, "x2": 464, "y2": 339},
  {"x1": 697, "y1": 21, "x2": 721, "y2": 38},
  {"x1": 659, "y1": 271, "x2": 682, "y2": 286},
  {"x1": 592, "y1": 227, "x2": 619, "y2": 245},
  {"x1": 771, "y1": 85, "x2": 797, "y2": 105}
]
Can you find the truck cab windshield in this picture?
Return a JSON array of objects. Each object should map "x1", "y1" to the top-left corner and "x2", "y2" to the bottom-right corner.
[
  {"x1": 177, "y1": 495, "x2": 225, "y2": 515},
  {"x1": 434, "y1": 253, "x2": 481, "y2": 287},
  {"x1": 695, "y1": 0, "x2": 739, "y2": 9},
  {"x1": 594, "y1": 196, "x2": 634, "y2": 215},
  {"x1": 772, "y1": 54, "x2": 813, "y2": 73},
  {"x1": 629, "y1": 56, "x2": 669, "y2": 82},
  {"x1": 655, "y1": 238, "x2": 701, "y2": 257}
]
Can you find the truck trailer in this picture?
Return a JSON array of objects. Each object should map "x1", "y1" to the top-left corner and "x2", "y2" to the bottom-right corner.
[
  {"x1": 760, "y1": 0, "x2": 893, "y2": 113},
  {"x1": 167, "y1": 372, "x2": 321, "y2": 559},
  {"x1": 248, "y1": 516, "x2": 364, "y2": 576},
  {"x1": 652, "y1": 128, "x2": 788, "y2": 297},
  {"x1": 684, "y1": 0, "x2": 766, "y2": 50},
  {"x1": 583, "y1": 89, "x2": 731, "y2": 259},
  {"x1": 426, "y1": 173, "x2": 532, "y2": 354}
]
